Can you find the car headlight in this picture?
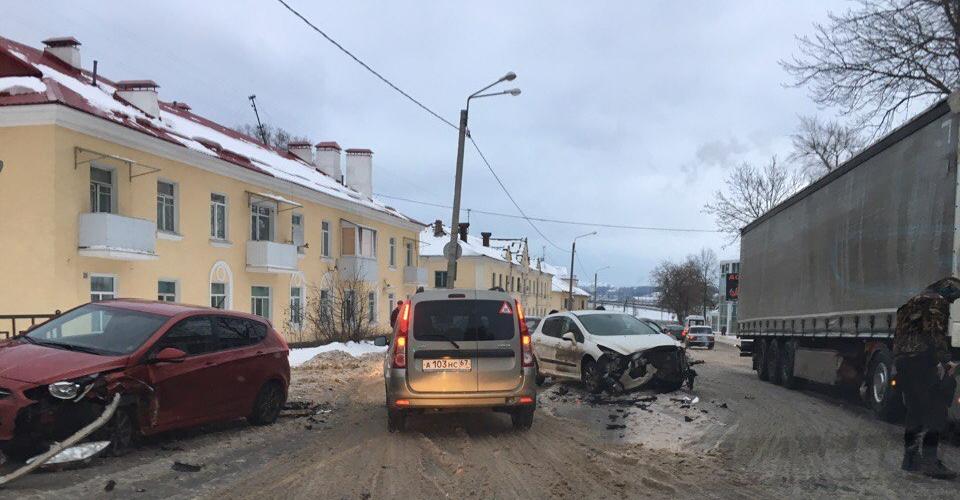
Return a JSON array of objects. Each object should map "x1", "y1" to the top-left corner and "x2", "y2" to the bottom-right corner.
[{"x1": 49, "y1": 381, "x2": 81, "y2": 400}]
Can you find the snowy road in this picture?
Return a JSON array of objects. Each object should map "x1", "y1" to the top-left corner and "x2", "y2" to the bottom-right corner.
[{"x1": 4, "y1": 345, "x2": 959, "y2": 499}]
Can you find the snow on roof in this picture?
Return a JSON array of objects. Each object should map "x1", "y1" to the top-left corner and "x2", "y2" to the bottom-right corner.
[
  {"x1": 0, "y1": 36, "x2": 417, "y2": 226},
  {"x1": 539, "y1": 260, "x2": 590, "y2": 297}
]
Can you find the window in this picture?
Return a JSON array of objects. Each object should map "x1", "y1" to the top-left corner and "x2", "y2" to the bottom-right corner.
[
  {"x1": 413, "y1": 300, "x2": 517, "y2": 342},
  {"x1": 210, "y1": 282, "x2": 227, "y2": 309},
  {"x1": 389, "y1": 237, "x2": 396, "y2": 267},
  {"x1": 216, "y1": 316, "x2": 267, "y2": 349},
  {"x1": 368, "y1": 291, "x2": 377, "y2": 323},
  {"x1": 405, "y1": 241, "x2": 414, "y2": 267},
  {"x1": 158, "y1": 280, "x2": 177, "y2": 302},
  {"x1": 251, "y1": 286, "x2": 271, "y2": 319},
  {"x1": 290, "y1": 286, "x2": 303, "y2": 326},
  {"x1": 434, "y1": 270, "x2": 448, "y2": 288},
  {"x1": 320, "y1": 289, "x2": 332, "y2": 320},
  {"x1": 25, "y1": 305, "x2": 166, "y2": 355},
  {"x1": 360, "y1": 227, "x2": 377, "y2": 258},
  {"x1": 157, "y1": 316, "x2": 217, "y2": 356},
  {"x1": 251, "y1": 204, "x2": 273, "y2": 241},
  {"x1": 498, "y1": 274, "x2": 503, "y2": 289},
  {"x1": 541, "y1": 317, "x2": 564, "y2": 338},
  {"x1": 388, "y1": 293, "x2": 396, "y2": 315},
  {"x1": 210, "y1": 193, "x2": 227, "y2": 240},
  {"x1": 90, "y1": 275, "x2": 116, "y2": 302},
  {"x1": 157, "y1": 181, "x2": 176, "y2": 233},
  {"x1": 292, "y1": 213, "x2": 305, "y2": 253},
  {"x1": 89, "y1": 167, "x2": 113, "y2": 213},
  {"x1": 491, "y1": 273, "x2": 496, "y2": 288},
  {"x1": 321, "y1": 221, "x2": 331, "y2": 257}
]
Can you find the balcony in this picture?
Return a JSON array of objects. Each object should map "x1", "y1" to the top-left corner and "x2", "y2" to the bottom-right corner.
[
  {"x1": 246, "y1": 240, "x2": 298, "y2": 273},
  {"x1": 337, "y1": 255, "x2": 378, "y2": 283},
  {"x1": 403, "y1": 266, "x2": 427, "y2": 285},
  {"x1": 78, "y1": 213, "x2": 157, "y2": 260}
]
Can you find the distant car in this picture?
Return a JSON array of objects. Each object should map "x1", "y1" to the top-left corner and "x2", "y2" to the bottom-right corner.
[
  {"x1": 684, "y1": 325, "x2": 715, "y2": 349},
  {"x1": 532, "y1": 311, "x2": 693, "y2": 393},
  {"x1": 376, "y1": 289, "x2": 537, "y2": 432},
  {"x1": 0, "y1": 300, "x2": 290, "y2": 458},
  {"x1": 662, "y1": 324, "x2": 684, "y2": 341}
]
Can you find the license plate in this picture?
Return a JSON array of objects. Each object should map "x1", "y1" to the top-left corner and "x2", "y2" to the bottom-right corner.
[{"x1": 422, "y1": 358, "x2": 472, "y2": 371}]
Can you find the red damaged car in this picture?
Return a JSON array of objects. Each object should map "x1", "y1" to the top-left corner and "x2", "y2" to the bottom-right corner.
[{"x1": 0, "y1": 300, "x2": 290, "y2": 458}]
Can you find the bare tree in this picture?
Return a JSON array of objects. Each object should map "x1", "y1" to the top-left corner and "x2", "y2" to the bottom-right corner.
[
  {"x1": 690, "y1": 248, "x2": 719, "y2": 317},
  {"x1": 652, "y1": 251, "x2": 718, "y2": 322},
  {"x1": 302, "y1": 270, "x2": 379, "y2": 344},
  {"x1": 235, "y1": 123, "x2": 310, "y2": 150},
  {"x1": 789, "y1": 115, "x2": 866, "y2": 180},
  {"x1": 782, "y1": 0, "x2": 960, "y2": 129},
  {"x1": 702, "y1": 156, "x2": 804, "y2": 240}
]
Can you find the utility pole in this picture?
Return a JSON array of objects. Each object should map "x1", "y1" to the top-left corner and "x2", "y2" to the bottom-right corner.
[
  {"x1": 248, "y1": 95, "x2": 267, "y2": 145},
  {"x1": 568, "y1": 231, "x2": 597, "y2": 310},
  {"x1": 444, "y1": 72, "x2": 521, "y2": 288}
]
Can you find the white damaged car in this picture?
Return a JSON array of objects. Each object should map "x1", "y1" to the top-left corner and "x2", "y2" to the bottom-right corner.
[{"x1": 532, "y1": 311, "x2": 697, "y2": 393}]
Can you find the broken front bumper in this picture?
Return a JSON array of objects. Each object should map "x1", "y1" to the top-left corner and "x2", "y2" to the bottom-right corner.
[{"x1": 598, "y1": 345, "x2": 696, "y2": 393}]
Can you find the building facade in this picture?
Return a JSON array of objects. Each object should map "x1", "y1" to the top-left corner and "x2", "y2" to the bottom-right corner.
[
  {"x1": 0, "y1": 36, "x2": 426, "y2": 341},
  {"x1": 418, "y1": 222, "x2": 555, "y2": 317}
]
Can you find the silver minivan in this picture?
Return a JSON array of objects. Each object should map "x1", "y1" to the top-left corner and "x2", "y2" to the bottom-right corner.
[{"x1": 375, "y1": 288, "x2": 538, "y2": 432}]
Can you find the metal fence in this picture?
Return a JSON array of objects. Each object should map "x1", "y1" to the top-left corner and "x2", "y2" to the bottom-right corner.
[{"x1": 0, "y1": 312, "x2": 60, "y2": 339}]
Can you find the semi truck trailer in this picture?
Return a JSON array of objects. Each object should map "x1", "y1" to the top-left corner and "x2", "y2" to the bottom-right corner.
[{"x1": 738, "y1": 94, "x2": 960, "y2": 423}]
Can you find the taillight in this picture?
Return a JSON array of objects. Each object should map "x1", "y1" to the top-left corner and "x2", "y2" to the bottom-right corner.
[
  {"x1": 516, "y1": 300, "x2": 534, "y2": 367},
  {"x1": 392, "y1": 302, "x2": 410, "y2": 369}
]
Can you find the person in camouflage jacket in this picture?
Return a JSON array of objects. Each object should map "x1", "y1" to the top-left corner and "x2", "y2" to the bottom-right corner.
[{"x1": 893, "y1": 277, "x2": 959, "y2": 480}]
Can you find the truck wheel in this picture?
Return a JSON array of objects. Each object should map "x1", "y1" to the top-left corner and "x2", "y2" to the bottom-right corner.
[
  {"x1": 867, "y1": 347, "x2": 903, "y2": 422},
  {"x1": 755, "y1": 339, "x2": 770, "y2": 381},
  {"x1": 780, "y1": 340, "x2": 802, "y2": 389},
  {"x1": 767, "y1": 340, "x2": 783, "y2": 385}
]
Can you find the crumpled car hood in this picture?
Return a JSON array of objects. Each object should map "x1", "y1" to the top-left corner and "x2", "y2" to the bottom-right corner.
[
  {"x1": 0, "y1": 340, "x2": 127, "y2": 385},
  {"x1": 595, "y1": 333, "x2": 680, "y2": 356}
]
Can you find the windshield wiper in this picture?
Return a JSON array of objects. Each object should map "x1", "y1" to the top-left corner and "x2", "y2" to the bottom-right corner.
[
  {"x1": 33, "y1": 341, "x2": 105, "y2": 355},
  {"x1": 420, "y1": 334, "x2": 460, "y2": 349}
]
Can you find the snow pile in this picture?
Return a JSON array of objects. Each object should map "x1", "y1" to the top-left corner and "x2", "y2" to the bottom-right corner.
[
  {"x1": 289, "y1": 341, "x2": 386, "y2": 367},
  {"x1": 0, "y1": 76, "x2": 46, "y2": 95}
]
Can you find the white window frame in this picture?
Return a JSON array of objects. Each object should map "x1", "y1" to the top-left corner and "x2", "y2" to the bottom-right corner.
[
  {"x1": 210, "y1": 282, "x2": 228, "y2": 309},
  {"x1": 405, "y1": 240, "x2": 415, "y2": 267},
  {"x1": 156, "y1": 179, "x2": 178, "y2": 234},
  {"x1": 341, "y1": 220, "x2": 377, "y2": 259},
  {"x1": 388, "y1": 237, "x2": 397, "y2": 268},
  {"x1": 321, "y1": 220, "x2": 331, "y2": 258},
  {"x1": 90, "y1": 273, "x2": 118, "y2": 302},
  {"x1": 251, "y1": 285, "x2": 272, "y2": 319},
  {"x1": 388, "y1": 293, "x2": 396, "y2": 315},
  {"x1": 292, "y1": 212, "x2": 305, "y2": 254},
  {"x1": 367, "y1": 291, "x2": 377, "y2": 323},
  {"x1": 89, "y1": 165, "x2": 116, "y2": 214},
  {"x1": 209, "y1": 260, "x2": 233, "y2": 310},
  {"x1": 289, "y1": 285, "x2": 304, "y2": 327},
  {"x1": 250, "y1": 203, "x2": 274, "y2": 242},
  {"x1": 210, "y1": 192, "x2": 229, "y2": 242},
  {"x1": 157, "y1": 279, "x2": 178, "y2": 302}
]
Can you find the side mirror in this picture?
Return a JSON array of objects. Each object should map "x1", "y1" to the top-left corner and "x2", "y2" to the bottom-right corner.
[
  {"x1": 561, "y1": 332, "x2": 576, "y2": 343},
  {"x1": 373, "y1": 336, "x2": 390, "y2": 347},
  {"x1": 151, "y1": 347, "x2": 187, "y2": 363}
]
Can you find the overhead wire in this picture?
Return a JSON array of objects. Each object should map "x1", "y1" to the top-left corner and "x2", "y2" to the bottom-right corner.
[{"x1": 272, "y1": 0, "x2": 580, "y2": 253}]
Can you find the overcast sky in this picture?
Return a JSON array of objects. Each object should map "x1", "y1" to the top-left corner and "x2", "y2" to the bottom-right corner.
[{"x1": 2, "y1": 0, "x2": 849, "y2": 285}]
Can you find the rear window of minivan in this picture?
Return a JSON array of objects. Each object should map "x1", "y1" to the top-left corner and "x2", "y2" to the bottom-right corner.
[{"x1": 413, "y1": 300, "x2": 516, "y2": 341}]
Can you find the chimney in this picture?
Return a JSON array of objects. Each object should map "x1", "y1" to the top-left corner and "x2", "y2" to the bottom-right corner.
[
  {"x1": 458, "y1": 223, "x2": 470, "y2": 242},
  {"x1": 115, "y1": 80, "x2": 160, "y2": 117},
  {"x1": 433, "y1": 220, "x2": 445, "y2": 237},
  {"x1": 42, "y1": 37, "x2": 81, "y2": 70},
  {"x1": 315, "y1": 142, "x2": 342, "y2": 181},
  {"x1": 481, "y1": 232, "x2": 492, "y2": 247},
  {"x1": 344, "y1": 148, "x2": 373, "y2": 198},
  {"x1": 287, "y1": 141, "x2": 313, "y2": 163}
]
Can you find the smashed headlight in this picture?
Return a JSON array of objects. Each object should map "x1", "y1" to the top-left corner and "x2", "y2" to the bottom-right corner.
[{"x1": 48, "y1": 381, "x2": 81, "y2": 400}]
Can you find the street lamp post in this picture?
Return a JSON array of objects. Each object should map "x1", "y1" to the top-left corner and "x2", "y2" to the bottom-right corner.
[
  {"x1": 593, "y1": 265, "x2": 611, "y2": 306},
  {"x1": 445, "y1": 72, "x2": 521, "y2": 288},
  {"x1": 568, "y1": 231, "x2": 597, "y2": 309}
]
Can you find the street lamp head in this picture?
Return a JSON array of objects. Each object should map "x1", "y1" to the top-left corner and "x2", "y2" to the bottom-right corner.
[
  {"x1": 502, "y1": 71, "x2": 517, "y2": 82},
  {"x1": 507, "y1": 88, "x2": 521, "y2": 96}
]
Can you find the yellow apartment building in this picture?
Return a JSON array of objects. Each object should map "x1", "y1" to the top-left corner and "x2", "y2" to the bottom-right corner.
[
  {"x1": 0, "y1": 36, "x2": 426, "y2": 341},
  {"x1": 418, "y1": 222, "x2": 562, "y2": 317}
]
